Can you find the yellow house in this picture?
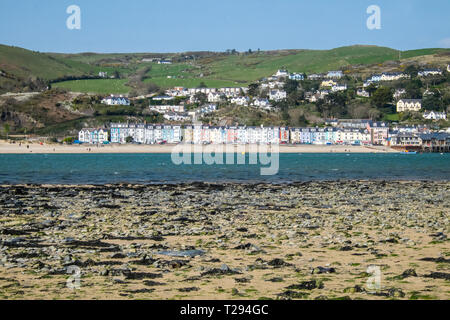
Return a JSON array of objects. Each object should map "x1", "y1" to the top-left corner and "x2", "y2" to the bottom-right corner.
[
  {"x1": 183, "y1": 126, "x2": 193, "y2": 143},
  {"x1": 321, "y1": 80, "x2": 337, "y2": 87},
  {"x1": 397, "y1": 99, "x2": 422, "y2": 112}
]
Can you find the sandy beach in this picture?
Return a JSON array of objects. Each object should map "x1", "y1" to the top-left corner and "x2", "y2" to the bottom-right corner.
[{"x1": 0, "y1": 141, "x2": 398, "y2": 154}]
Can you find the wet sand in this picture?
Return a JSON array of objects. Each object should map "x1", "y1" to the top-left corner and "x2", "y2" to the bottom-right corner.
[{"x1": 0, "y1": 181, "x2": 448, "y2": 300}]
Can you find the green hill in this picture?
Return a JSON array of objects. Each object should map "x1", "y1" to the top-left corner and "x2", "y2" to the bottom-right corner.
[
  {"x1": 1, "y1": 44, "x2": 449, "y2": 94},
  {"x1": 201, "y1": 46, "x2": 449, "y2": 82},
  {"x1": 0, "y1": 44, "x2": 95, "y2": 80}
]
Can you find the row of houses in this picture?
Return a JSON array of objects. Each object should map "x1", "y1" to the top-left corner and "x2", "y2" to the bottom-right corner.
[
  {"x1": 79, "y1": 121, "x2": 393, "y2": 145},
  {"x1": 110, "y1": 123, "x2": 182, "y2": 144},
  {"x1": 366, "y1": 73, "x2": 409, "y2": 84},
  {"x1": 165, "y1": 87, "x2": 247, "y2": 98}
]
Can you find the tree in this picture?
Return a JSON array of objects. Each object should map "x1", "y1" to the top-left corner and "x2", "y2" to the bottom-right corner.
[
  {"x1": 197, "y1": 82, "x2": 207, "y2": 88},
  {"x1": 63, "y1": 137, "x2": 75, "y2": 144},
  {"x1": 125, "y1": 136, "x2": 134, "y2": 143},
  {"x1": 248, "y1": 83, "x2": 260, "y2": 97},
  {"x1": 298, "y1": 114, "x2": 308, "y2": 127},
  {"x1": 405, "y1": 79, "x2": 423, "y2": 99},
  {"x1": 371, "y1": 86, "x2": 393, "y2": 108},
  {"x1": 404, "y1": 65, "x2": 418, "y2": 78},
  {"x1": 281, "y1": 110, "x2": 291, "y2": 122},
  {"x1": 284, "y1": 79, "x2": 299, "y2": 95},
  {"x1": 3, "y1": 124, "x2": 10, "y2": 139},
  {"x1": 366, "y1": 83, "x2": 378, "y2": 96},
  {"x1": 422, "y1": 91, "x2": 444, "y2": 111},
  {"x1": 194, "y1": 92, "x2": 207, "y2": 105}
]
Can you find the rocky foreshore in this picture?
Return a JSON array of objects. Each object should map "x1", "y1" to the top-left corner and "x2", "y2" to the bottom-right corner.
[{"x1": 0, "y1": 181, "x2": 448, "y2": 300}]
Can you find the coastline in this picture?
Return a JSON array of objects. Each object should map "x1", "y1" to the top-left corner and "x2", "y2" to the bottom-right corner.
[{"x1": 0, "y1": 141, "x2": 398, "y2": 154}]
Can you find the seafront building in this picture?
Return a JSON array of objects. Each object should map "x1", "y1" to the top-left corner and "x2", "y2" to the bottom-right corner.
[
  {"x1": 80, "y1": 122, "x2": 449, "y2": 148},
  {"x1": 78, "y1": 128, "x2": 109, "y2": 144},
  {"x1": 110, "y1": 123, "x2": 182, "y2": 144}
]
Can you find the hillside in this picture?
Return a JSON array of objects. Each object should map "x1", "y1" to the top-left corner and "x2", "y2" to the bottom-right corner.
[
  {"x1": 0, "y1": 45, "x2": 100, "y2": 93},
  {"x1": 1, "y1": 44, "x2": 449, "y2": 95},
  {"x1": 53, "y1": 45, "x2": 450, "y2": 93}
]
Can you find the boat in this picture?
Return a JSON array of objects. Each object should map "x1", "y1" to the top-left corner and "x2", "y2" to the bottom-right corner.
[{"x1": 400, "y1": 150, "x2": 417, "y2": 154}]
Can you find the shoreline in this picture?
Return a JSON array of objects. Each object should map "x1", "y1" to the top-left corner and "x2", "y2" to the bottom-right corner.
[
  {"x1": 0, "y1": 141, "x2": 398, "y2": 154},
  {"x1": 1, "y1": 179, "x2": 447, "y2": 188}
]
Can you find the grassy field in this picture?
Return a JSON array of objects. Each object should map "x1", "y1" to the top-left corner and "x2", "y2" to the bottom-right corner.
[
  {"x1": 52, "y1": 79, "x2": 130, "y2": 94},
  {"x1": 144, "y1": 77, "x2": 246, "y2": 88}
]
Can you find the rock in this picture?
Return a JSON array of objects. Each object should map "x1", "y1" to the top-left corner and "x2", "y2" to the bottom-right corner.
[
  {"x1": 266, "y1": 277, "x2": 284, "y2": 283},
  {"x1": 234, "y1": 277, "x2": 251, "y2": 283},
  {"x1": 398, "y1": 269, "x2": 418, "y2": 279},
  {"x1": 286, "y1": 280, "x2": 324, "y2": 290},
  {"x1": 110, "y1": 253, "x2": 127, "y2": 259},
  {"x1": 267, "y1": 258, "x2": 292, "y2": 268},
  {"x1": 277, "y1": 290, "x2": 309, "y2": 300},
  {"x1": 201, "y1": 264, "x2": 241, "y2": 277},
  {"x1": 344, "y1": 285, "x2": 365, "y2": 293},
  {"x1": 178, "y1": 287, "x2": 200, "y2": 293},
  {"x1": 423, "y1": 272, "x2": 450, "y2": 280},
  {"x1": 312, "y1": 266, "x2": 336, "y2": 274},
  {"x1": 157, "y1": 250, "x2": 205, "y2": 258}
]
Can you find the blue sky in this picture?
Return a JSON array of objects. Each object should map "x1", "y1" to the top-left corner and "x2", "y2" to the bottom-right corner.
[{"x1": 0, "y1": 0, "x2": 449, "y2": 53}]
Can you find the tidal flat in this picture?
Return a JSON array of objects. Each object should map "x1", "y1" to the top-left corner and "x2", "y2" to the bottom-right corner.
[{"x1": 0, "y1": 181, "x2": 448, "y2": 300}]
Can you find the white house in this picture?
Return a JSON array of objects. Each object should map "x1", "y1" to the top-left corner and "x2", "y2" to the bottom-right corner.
[
  {"x1": 308, "y1": 74, "x2": 323, "y2": 80},
  {"x1": 397, "y1": 99, "x2": 422, "y2": 112},
  {"x1": 218, "y1": 87, "x2": 245, "y2": 97},
  {"x1": 101, "y1": 95, "x2": 130, "y2": 106},
  {"x1": 331, "y1": 84, "x2": 347, "y2": 92},
  {"x1": 423, "y1": 111, "x2": 447, "y2": 120},
  {"x1": 367, "y1": 74, "x2": 382, "y2": 82},
  {"x1": 163, "y1": 112, "x2": 191, "y2": 122},
  {"x1": 269, "y1": 90, "x2": 287, "y2": 101},
  {"x1": 326, "y1": 71, "x2": 343, "y2": 79},
  {"x1": 418, "y1": 69, "x2": 442, "y2": 77},
  {"x1": 289, "y1": 73, "x2": 305, "y2": 81},
  {"x1": 78, "y1": 128, "x2": 109, "y2": 144},
  {"x1": 275, "y1": 70, "x2": 289, "y2": 78},
  {"x1": 252, "y1": 98, "x2": 272, "y2": 110},
  {"x1": 357, "y1": 89, "x2": 370, "y2": 97},
  {"x1": 149, "y1": 105, "x2": 185, "y2": 113},
  {"x1": 230, "y1": 96, "x2": 250, "y2": 106},
  {"x1": 380, "y1": 73, "x2": 408, "y2": 81},
  {"x1": 158, "y1": 60, "x2": 172, "y2": 65},
  {"x1": 152, "y1": 96, "x2": 174, "y2": 101},
  {"x1": 198, "y1": 104, "x2": 217, "y2": 114},
  {"x1": 394, "y1": 89, "x2": 406, "y2": 100},
  {"x1": 207, "y1": 92, "x2": 224, "y2": 103}
]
